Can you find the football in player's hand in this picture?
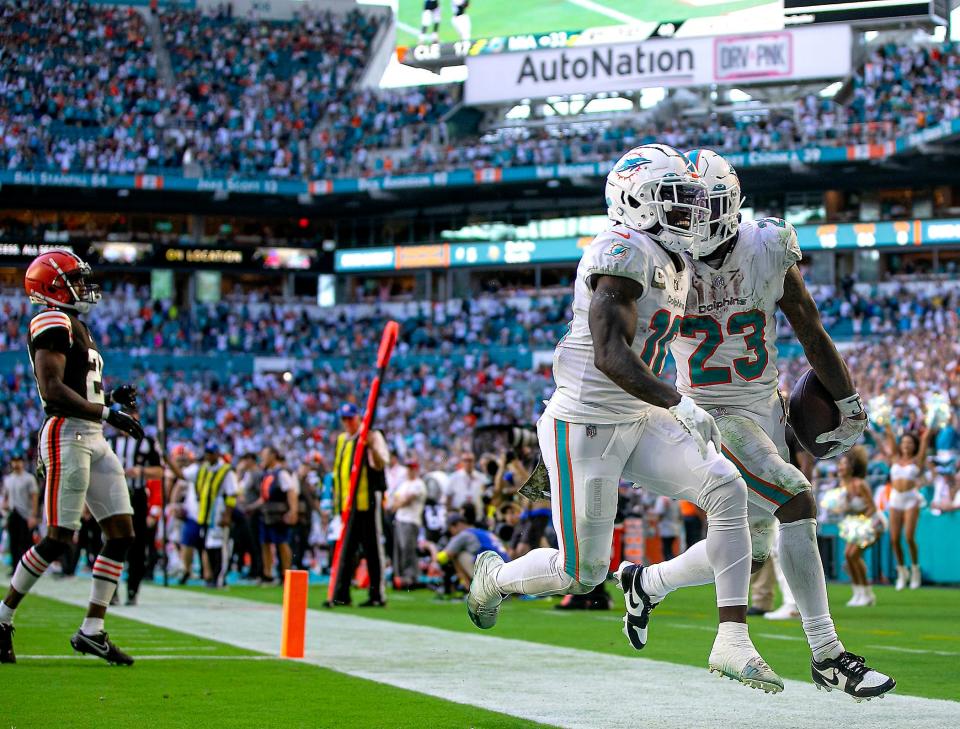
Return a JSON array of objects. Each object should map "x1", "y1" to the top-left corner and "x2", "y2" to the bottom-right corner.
[{"x1": 787, "y1": 369, "x2": 841, "y2": 458}]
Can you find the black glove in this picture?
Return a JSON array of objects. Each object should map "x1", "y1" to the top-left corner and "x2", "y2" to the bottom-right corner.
[
  {"x1": 106, "y1": 384, "x2": 138, "y2": 410},
  {"x1": 106, "y1": 408, "x2": 144, "y2": 440}
]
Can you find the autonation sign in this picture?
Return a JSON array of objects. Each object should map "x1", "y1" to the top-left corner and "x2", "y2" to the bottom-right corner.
[{"x1": 465, "y1": 24, "x2": 850, "y2": 104}]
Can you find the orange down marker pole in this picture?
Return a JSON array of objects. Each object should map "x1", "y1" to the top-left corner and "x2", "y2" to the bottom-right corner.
[{"x1": 280, "y1": 569, "x2": 309, "y2": 658}]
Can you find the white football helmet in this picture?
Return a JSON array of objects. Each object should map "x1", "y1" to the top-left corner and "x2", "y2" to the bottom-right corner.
[
  {"x1": 684, "y1": 148, "x2": 742, "y2": 258},
  {"x1": 606, "y1": 143, "x2": 710, "y2": 254}
]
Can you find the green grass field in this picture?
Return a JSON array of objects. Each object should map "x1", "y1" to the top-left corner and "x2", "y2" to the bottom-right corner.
[
  {"x1": 396, "y1": 0, "x2": 772, "y2": 46},
  {"x1": 0, "y1": 597, "x2": 541, "y2": 729},
  {"x1": 3, "y1": 581, "x2": 958, "y2": 728}
]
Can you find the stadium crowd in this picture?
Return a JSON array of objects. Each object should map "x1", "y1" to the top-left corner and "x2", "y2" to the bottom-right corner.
[
  {"x1": 2, "y1": 277, "x2": 959, "y2": 596},
  {"x1": 2, "y1": 279, "x2": 958, "y2": 357},
  {"x1": 2, "y1": 1, "x2": 958, "y2": 180}
]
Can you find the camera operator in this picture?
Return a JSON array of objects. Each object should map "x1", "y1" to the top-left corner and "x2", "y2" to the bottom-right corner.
[
  {"x1": 494, "y1": 448, "x2": 552, "y2": 558},
  {"x1": 486, "y1": 427, "x2": 550, "y2": 557}
]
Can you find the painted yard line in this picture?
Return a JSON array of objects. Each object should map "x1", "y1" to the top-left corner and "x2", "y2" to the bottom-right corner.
[
  {"x1": 33, "y1": 580, "x2": 960, "y2": 729},
  {"x1": 396, "y1": 20, "x2": 421, "y2": 38},
  {"x1": 664, "y1": 620, "x2": 803, "y2": 642},
  {"x1": 17, "y1": 654, "x2": 281, "y2": 662},
  {"x1": 867, "y1": 644, "x2": 960, "y2": 658},
  {"x1": 563, "y1": 0, "x2": 642, "y2": 25}
]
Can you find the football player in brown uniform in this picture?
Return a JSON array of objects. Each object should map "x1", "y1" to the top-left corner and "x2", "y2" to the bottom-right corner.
[{"x1": 0, "y1": 250, "x2": 143, "y2": 665}]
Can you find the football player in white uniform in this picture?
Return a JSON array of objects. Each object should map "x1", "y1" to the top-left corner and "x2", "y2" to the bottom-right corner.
[
  {"x1": 467, "y1": 144, "x2": 783, "y2": 693},
  {"x1": 633, "y1": 149, "x2": 894, "y2": 701}
]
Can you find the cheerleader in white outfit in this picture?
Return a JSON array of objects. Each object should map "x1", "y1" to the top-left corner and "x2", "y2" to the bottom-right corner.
[
  {"x1": 884, "y1": 426, "x2": 932, "y2": 590},
  {"x1": 837, "y1": 448, "x2": 881, "y2": 607}
]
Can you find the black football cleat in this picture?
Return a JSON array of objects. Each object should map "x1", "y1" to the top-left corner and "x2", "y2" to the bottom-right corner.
[
  {"x1": 0, "y1": 623, "x2": 15, "y2": 664},
  {"x1": 70, "y1": 630, "x2": 134, "y2": 666},
  {"x1": 812, "y1": 651, "x2": 895, "y2": 702},
  {"x1": 358, "y1": 598, "x2": 386, "y2": 608},
  {"x1": 614, "y1": 561, "x2": 660, "y2": 650}
]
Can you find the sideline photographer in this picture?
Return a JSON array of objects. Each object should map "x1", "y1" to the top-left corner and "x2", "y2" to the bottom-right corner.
[{"x1": 477, "y1": 425, "x2": 551, "y2": 557}]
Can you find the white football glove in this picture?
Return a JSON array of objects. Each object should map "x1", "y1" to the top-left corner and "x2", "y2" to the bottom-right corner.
[
  {"x1": 669, "y1": 395, "x2": 722, "y2": 459},
  {"x1": 815, "y1": 393, "x2": 867, "y2": 458}
]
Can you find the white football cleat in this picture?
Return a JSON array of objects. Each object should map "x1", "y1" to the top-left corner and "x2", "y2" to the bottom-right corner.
[
  {"x1": 466, "y1": 551, "x2": 505, "y2": 630},
  {"x1": 846, "y1": 590, "x2": 864, "y2": 607},
  {"x1": 614, "y1": 561, "x2": 661, "y2": 650},
  {"x1": 909, "y1": 565, "x2": 921, "y2": 590},
  {"x1": 708, "y1": 630, "x2": 784, "y2": 693},
  {"x1": 895, "y1": 565, "x2": 908, "y2": 591},
  {"x1": 811, "y1": 651, "x2": 895, "y2": 701},
  {"x1": 763, "y1": 603, "x2": 800, "y2": 621}
]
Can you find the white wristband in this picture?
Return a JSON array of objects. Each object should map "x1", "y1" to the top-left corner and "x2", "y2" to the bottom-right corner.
[
  {"x1": 836, "y1": 393, "x2": 864, "y2": 418},
  {"x1": 100, "y1": 405, "x2": 111, "y2": 422}
]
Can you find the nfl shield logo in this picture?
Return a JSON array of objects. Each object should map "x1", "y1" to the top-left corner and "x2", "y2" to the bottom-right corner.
[
  {"x1": 712, "y1": 275, "x2": 725, "y2": 288},
  {"x1": 585, "y1": 425, "x2": 597, "y2": 438}
]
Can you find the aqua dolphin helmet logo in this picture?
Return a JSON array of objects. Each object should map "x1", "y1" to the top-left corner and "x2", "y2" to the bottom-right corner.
[
  {"x1": 614, "y1": 155, "x2": 652, "y2": 178},
  {"x1": 606, "y1": 242, "x2": 630, "y2": 258}
]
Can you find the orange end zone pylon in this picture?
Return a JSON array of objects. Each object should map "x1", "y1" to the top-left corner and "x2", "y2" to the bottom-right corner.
[{"x1": 280, "y1": 569, "x2": 309, "y2": 658}]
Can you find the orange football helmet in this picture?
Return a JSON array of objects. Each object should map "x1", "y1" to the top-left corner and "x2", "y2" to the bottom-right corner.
[{"x1": 24, "y1": 250, "x2": 101, "y2": 313}]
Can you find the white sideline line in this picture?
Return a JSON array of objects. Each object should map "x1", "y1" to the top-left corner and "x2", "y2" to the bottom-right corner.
[
  {"x1": 32, "y1": 580, "x2": 960, "y2": 729},
  {"x1": 18, "y1": 654, "x2": 278, "y2": 662},
  {"x1": 564, "y1": 0, "x2": 642, "y2": 25}
]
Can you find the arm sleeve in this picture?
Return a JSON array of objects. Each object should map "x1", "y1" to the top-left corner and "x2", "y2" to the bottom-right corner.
[{"x1": 582, "y1": 230, "x2": 651, "y2": 288}]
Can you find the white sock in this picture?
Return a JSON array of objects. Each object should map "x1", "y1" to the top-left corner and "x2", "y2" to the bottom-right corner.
[
  {"x1": 712, "y1": 619, "x2": 752, "y2": 653},
  {"x1": 0, "y1": 600, "x2": 14, "y2": 625},
  {"x1": 11, "y1": 546, "x2": 50, "y2": 594},
  {"x1": 700, "y1": 479, "x2": 752, "y2": 608},
  {"x1": 452, "y1": 13, "x2": 471, "y2": 41},
  {"x1": 641, "y1": 540, "x2": 714, "y2": 599},
  {"x1": 779, "y1": 519, "x2": 843, "y2": 660},
  {"x1": 494, "y1": 547, "x2": 573, "y2": 596},
  {"x1": 852, "y1": 585, "x2": 863, "y2": 599},
  {"x1": 80, "y1": 617, "x2": 105, "y2": 635},
  {"x1": 90, "y1": 555, "x2": 123, "y2": 607},
  {"x1": 771, "y1": 552, "x2": 796, "y2": 607}
]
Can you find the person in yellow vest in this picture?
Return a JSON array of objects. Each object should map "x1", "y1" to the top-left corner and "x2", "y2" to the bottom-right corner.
[
  {"x1": 177, "y1": 442, "x2": 237, "y2": 586},
  {"x1": 332, "y1": 403, "x2": 389, "y2": 607}
]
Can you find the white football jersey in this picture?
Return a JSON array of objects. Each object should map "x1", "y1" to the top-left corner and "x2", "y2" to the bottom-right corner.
[
  {"x1": 546, "y1": 224, "x2": 689, "y2": 424},
  {"x1": 671, "y1": 218, "x2": 802, "y2": 409}
]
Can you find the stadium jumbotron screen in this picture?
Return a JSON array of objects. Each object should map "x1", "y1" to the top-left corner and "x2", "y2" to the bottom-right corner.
[{"x1": 397, "y1": 0, "x2": 777, "y2": 51}]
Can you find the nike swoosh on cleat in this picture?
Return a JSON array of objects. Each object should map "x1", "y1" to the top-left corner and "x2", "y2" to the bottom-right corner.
[
  {"x1": 821, "y1": 670, "x2": 840, "y2": 686},
  {"x1": 77, "y1": 636, "x2": 110, "y2": 657}
]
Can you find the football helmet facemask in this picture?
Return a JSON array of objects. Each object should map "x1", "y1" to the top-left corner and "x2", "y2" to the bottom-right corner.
[
  {"x1": 606, "y1": 143, "x2": 710, "y2": 254},
  {"x1": 684, "y1": 148, "x2": 742, "y2": 259}
]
